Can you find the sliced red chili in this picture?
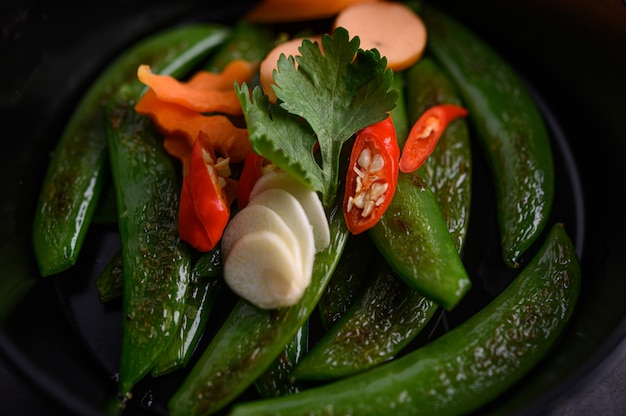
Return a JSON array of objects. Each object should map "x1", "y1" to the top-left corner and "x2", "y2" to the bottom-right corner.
[
  {"x1": 178, "y1": 177, "x2": 213, "y2": 251},
  {"x1": 399, "y1": 104, "x2": 468, "y2": 173},
  {"x1": 237, "y1": 150, "x2": 266, "y2": 210},
  {"x1": 178, "y1": 132, "x2": 231, "y2": 252},
  {"x1": 343, "y1": 115, "x2": 400, "y2": 235}
]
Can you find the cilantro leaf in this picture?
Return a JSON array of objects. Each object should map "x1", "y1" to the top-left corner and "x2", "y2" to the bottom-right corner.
[
  {"x1": 237, "y1": 83, "x2": 324, "y2": 193},
  {"x1": 236, "y1": 27, "x2": 397, "y2": 207}
]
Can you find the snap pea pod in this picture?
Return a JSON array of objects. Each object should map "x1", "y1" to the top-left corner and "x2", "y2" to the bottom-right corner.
[
  {"x1": 407, "y1": 56, "x2": 472, "y2": 252},
  {"x1": 93, "y1": 20, "x2": 274, "y2": 365},
  {"x1": 106, "y1": 84, "x2": 192, "y2": 400},
  {"x1": 95, "y1": 250, "x2": 123, "y2": 303},
  {"x1": 229, "y1": 222, "x2": 581, "y2": 416},
  {"x1": 204, "y1": 21, "x2": 275, "y2": 74},
  {"x1": 294, "y1": 59, "x2": 472, "y2": 379},
  {"x1": 91, "y1": 180, "x2": 118, "y2": 225},
  {"x1": 423, "y1": 5, "x2": 554, "y2": 268},
  {"x1": 368, "y1": 170, "x2": 471, "y2": 310},
  {"x1": 152, "y1": 20, "x2": 275, "y2": 377},
  {"x1": 151, "y1": 247, "x2": 224, "y2": 377},
  {"x1": 389, "y1": 71, "x2": 409, "y2": 147},
  {"x1": 32, "y1": 23, "x2": 231, "y2": 276},
  {"x1": 368, "y1": 62, "x2": 471, "y2": 311},
  {"x1": 168, "y1": 210, "x2": 350, "y2": 416},
  {"x1": 254, "y1": 322, "x2": 308, "y2": 398},
  {"x1": 317, "y1": 232, "x2": 379, "y2": 331},
  {"x1": 94, "y1": 246, "x2": 225, "y2": 377},
  {"x1": 294, "y1": 261, "x2": 436, "y2": 380}
]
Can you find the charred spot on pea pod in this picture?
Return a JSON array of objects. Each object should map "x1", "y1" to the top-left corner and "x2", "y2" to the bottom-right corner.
[{"x1": 407, "y1": 171, "x2": 428, "y2": 189}]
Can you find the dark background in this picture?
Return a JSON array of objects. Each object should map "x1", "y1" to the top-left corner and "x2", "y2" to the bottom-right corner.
[{"x1": 2, "y1": 0, "x2": 626, "y2": 415}]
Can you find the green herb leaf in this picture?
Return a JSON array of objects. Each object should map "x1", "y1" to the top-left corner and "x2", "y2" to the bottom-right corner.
[{"x1": 236, "y1": 27, "x2": 397, "y2": 207}]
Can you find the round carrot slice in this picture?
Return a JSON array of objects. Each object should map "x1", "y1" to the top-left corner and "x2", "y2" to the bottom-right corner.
[
  {"x1": 333, "y1": 2, "x2": 427, "y2": 71},
  {"x1": 245, "y1": 0, "x2": 381, "y2": 23},
  {"x1": 260, "y1": 36, "x2": 322, "y2": 103}
]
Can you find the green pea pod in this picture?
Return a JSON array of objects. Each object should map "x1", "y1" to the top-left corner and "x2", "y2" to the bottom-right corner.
[
  {"x1": 229, "y1": 223, "x2": 581, "y2": 416},
  {"x1": 151, "y1": 21, "x2": 275, "y2": 378},
  {"x1": 294, "y1": 261, "x2": 436, "y2": 380},
  {"x1": 317, "y1": 232, "x2": 379, "y2": 331},
  {"x1": 254, "y1": 322, "x2": 308, "y2": 398},
  {"x1": 106, "y1": 84, "x2": 192, "y2": 400},
  {"x1": 95, "y1": 250, "x2": 123, "y2": 303},
  {"x1": 368, "y1": 171, "x2": 471, "y2": 310},
  {"x1": 91, "y1": 180, "x2": 118, "y2": 225},
  {"x1": 96, "y1": 248, "x2": 225, "y2": 377},
  {"x1": 204, "y1": 21, "x2": 275, "y2": 74},
  {"x1": 368, "y1": 62, "x2": 471, "y2": 310},
  {"x1": 32, "y1": 23, "x2": 231, "y2": 277},
  {"x1": 407, "y1": 56, "x2": 472, "y2": 253},
  {"x1": 390, "y1": 71, "x2": 409, "y2": 147},
  {"x1": 168, "y1": 211, "x2": 350, "y2": 416},
  {"x1": 423, "y1": 5, "x2": 554, "y2": 268},
  {"x1": 151, "y1": 248, "x2": 224, "y2": 377}
]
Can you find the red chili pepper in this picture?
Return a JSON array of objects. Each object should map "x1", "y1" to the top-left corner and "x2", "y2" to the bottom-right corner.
[
  {"x1": 342, "y1": 115, "x2": 400, "y2": 235},
  {"x1": 178, "y1": 132, "x2": 230, "y2": 252},
  {"x1": 399, "y1": 104, "x2": 468, "y2": 173},
  {"x1": 237, "y1": 150, "x2": 266, "y2": 210}
]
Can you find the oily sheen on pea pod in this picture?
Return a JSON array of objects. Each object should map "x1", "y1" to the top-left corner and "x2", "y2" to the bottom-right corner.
[
  {"x1": 32, "y1": 24, "x2": 230, "y2": 276},
  {"x1": 107, "y1": 84, "x2": 192, "y2": 400},
  {"x1": 229, "y1": 223, "x2": 581, "y2": 416},
  {"x1": 168, "y1": 212, "x2": 350, "y2": 416},
  {"x1": 423, "y1": 4, "x2": 555, "y2": 268}
]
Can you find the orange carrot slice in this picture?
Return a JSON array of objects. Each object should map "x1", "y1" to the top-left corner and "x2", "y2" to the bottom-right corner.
[
  {"x1": 137, "y1": 65, "x2": 244, "y2": 115},
  {"x1": 245, "y1": 0, "x2": 381, "y2": 23},
  {"x1": 186, "y1": 59, "x2": 258, "y2": 91},
  {"x1": 260, "y1": 36, "x2": 323, "y2": 103},
  {"x1": 334, "y1": 2, "x2": 427, "y2": 71},
  {"x1": 135, "y1": 89, "x2": 251, "y2": 163}
]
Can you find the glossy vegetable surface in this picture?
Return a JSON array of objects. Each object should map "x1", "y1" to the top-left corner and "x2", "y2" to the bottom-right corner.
[
  {"x1": 32, "y1": 24, "x2": 230, "y2": 276},
  {"x1": 317, "y1": 233, "x2": 379, "y2": 330},
  {"x1": 406, "y1": 56, "x2": 472, "y2": 251},
  {"x1": 168, "y1": 211, "x2": 349, "y2": 415},
  {"x1": 254, "y1": 323, "x2": 308, "y2": 398},
  {"x1": 237, "y1": 151, "x2": 266, "y2": 209},
  {"x1": 106, "y1": 84, "x2": 192, "y2": 400},
  {"x1": 230, "y1": 223, "x2": 581, "y2": 416},
  {"x1": 294, "y1": 261, "x2": 436, "y2": 380},
  {"x1": 151, "y1": 247, "x2": 223, "y2": 377},
  {"x1": 399, "y1": 103, "x2": 468, "y2": 173},
  {"x1": 18, "y1": 4, "x2": 584, "y2": 414},
  {"x1": 424, "y1": 5, "x2": 554, "y2": 268},
  {"x1": 178, "y1": 133, "x2": 231, "y2": 252},
  {"x1": 369, "y1": 170, "x2": 471, "y2": 310}
]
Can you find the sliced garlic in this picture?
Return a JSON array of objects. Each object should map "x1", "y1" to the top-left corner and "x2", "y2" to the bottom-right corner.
[
  {"x1": 250, "y1": 170, "x2": 330, "y2": 251},
  {"x1": 224, "y1": 231, "x2": 306, "y2": 309},
  {"x1": 249, "y1": 188, "x2": 315, "y2": 283}
]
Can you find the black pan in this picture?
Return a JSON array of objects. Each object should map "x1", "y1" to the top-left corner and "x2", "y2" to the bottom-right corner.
[{"x1": 1, "y1": 0, "x2": 625, "y2": 415}]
